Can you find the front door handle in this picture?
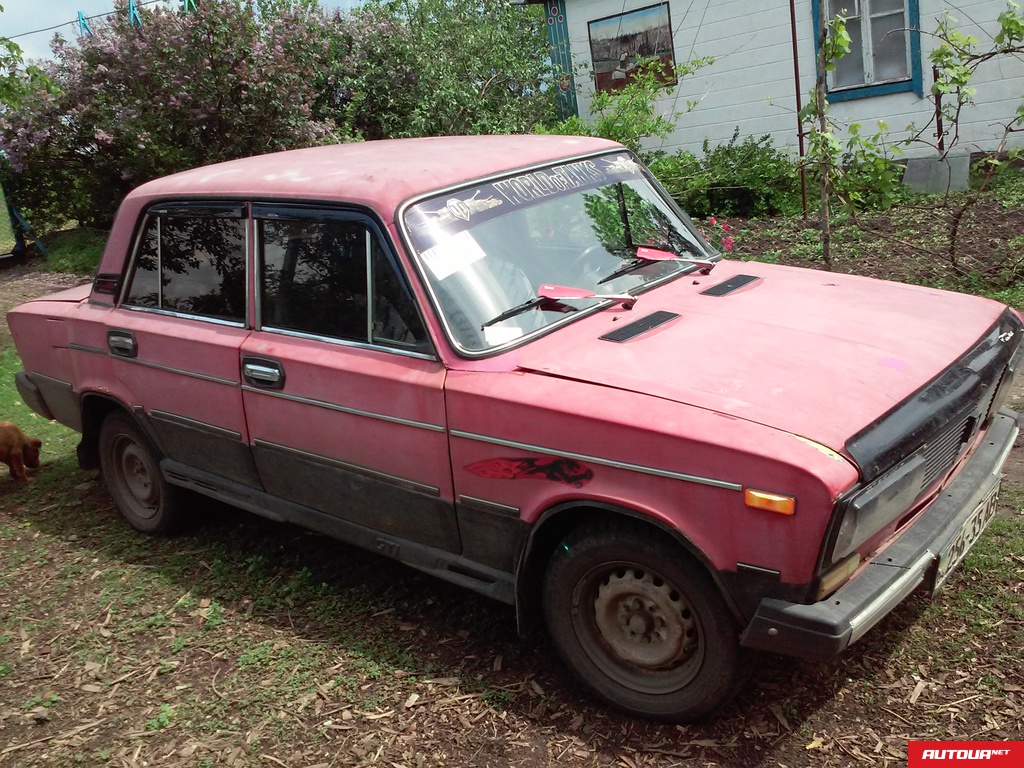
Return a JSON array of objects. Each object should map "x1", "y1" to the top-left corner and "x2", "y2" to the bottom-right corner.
[
  {"x1": 107, "y1": 329, "x2": 137, "y2": 358},
  {"x1": 243, "y1": 357, "x2": 285, "y2": 389}
]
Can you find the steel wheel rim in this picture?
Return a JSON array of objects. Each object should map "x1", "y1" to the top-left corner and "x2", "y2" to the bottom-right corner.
[
  {"x1": 572, "y1": 563, "x2": 705, "y2": 695},
  {"x1": 114, "y1": 435, "x2": 159, "y2": 520}
]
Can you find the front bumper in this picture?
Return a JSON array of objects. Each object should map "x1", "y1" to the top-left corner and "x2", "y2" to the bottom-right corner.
[{"x1": 740, "y1": 408, "x2": 1019, "y2": 662}]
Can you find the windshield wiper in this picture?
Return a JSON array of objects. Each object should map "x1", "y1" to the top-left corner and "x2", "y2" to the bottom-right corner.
[
  {"x1": 597, "y1": 246, "x2": 716, "y2": 285},
  {"x1": 480, "y1": 284, "x2": 637, "y2": 329},
  {"x1": 481, "y1": 295, "x2": 575, "y2": 329}
]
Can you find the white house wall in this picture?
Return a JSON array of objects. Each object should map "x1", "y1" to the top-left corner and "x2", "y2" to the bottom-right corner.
[{"x1": 565, "y1": 0, "x2": 1024, "y2": 158}]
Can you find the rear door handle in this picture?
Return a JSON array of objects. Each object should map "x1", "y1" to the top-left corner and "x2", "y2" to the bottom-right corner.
[
  {"x1": 107, "y1": 329, "x2": 137, "y2": 358},
  {"x1": 242, "y1": 357, "x2": 285, "y2": 389}
]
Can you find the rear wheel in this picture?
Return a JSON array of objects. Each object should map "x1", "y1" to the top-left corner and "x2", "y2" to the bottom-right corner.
[
  {"x1": 98, "y1": 411, "x2": 184, "y2": 535},
  {"x1": 542, "y1": 519, "x2": 748, "y2": 721}
]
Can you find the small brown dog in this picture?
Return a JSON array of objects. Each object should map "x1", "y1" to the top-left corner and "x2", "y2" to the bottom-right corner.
[{"x1": 0, "y1": 421, "x2": 43, "y2": 482}]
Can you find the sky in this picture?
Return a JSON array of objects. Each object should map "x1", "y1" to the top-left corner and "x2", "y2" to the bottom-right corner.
[{"x1": 2, "y1": 0, "x2": 359, "y2": 62}]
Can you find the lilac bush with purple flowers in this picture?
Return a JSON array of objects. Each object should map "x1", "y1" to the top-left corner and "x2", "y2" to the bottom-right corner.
[
  {"x1": 0, "y1": 0, "x2": 555, "y2": 232},
  {"x1": 2, "y1": 0, "x2": 339, "y2": 229}
]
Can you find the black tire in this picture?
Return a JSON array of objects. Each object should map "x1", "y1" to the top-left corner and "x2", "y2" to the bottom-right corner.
[
  {"x1": 542, "y1": 519, "x2": 749, "y2": 721},
  {"x1": 98, "y1": 411, "x2": 184, "y2": 535}
]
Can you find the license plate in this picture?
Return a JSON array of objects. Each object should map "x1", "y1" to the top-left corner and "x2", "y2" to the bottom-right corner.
[{"x1": 933, "y1": 484, "x2": 1001, "y2": 593}]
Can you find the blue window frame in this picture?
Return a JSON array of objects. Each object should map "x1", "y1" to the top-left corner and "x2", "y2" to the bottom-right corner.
[{"x1": 812, "y1": 0, "x2": 922, "y2": 101}]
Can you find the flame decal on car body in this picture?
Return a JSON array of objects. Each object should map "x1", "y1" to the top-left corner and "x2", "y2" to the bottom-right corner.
[{"x1": 464, "y1": 457, "x2": 594, "y2": 487}]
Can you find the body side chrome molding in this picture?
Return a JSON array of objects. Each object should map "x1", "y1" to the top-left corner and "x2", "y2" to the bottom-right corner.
[
  {"x1": 72, "y1": 343, "x2": 240, "y2": 387},
  {"x1": 241, "y1": 385, "x2": 446, "y2": 432},
  {"x1": 449, "y1": 429, "x2": 742, "y2": 491},
  {"x1": 457, "y1": 495, "x2": 521, "y2": 517},
  {"x1": 110, "y1": 355, "x2": 239, "y2": 387},
  {"x1": 69, "y1": 343, "x2": 109, "y2": 356},
  {"x1": 150, "y1": 409, "x2": 243, "y2": 441}
]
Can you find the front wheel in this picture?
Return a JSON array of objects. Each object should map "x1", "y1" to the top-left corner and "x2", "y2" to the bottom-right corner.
[
  {"x1": 542, "y1": 519, "x2": 749, "y2": 721},
  {"x1": 98, "y1": 411, "x2": 185, "y2": 535}
]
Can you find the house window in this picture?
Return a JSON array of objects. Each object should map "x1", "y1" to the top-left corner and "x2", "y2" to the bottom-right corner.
[{"x1": 815, "y1": 0, "x2": 921, "y2": 101}]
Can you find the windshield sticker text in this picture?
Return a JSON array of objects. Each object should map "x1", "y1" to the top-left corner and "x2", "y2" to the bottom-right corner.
[{"x1": 493, "y1": 161, "x2": 606, "y2": 205}]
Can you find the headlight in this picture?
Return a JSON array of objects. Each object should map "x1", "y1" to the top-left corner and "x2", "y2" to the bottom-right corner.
[{"x1": 832, "y1": 454, "x2": 925, "y2": 562}]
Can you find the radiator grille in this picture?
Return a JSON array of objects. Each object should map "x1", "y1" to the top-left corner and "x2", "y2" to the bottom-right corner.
[
  {"x1": 919, "y1": 377, "x2": 1000, "y2": 489},
  {"x1": 921, "y1": 415, "x2": 973, "y2": 489}
]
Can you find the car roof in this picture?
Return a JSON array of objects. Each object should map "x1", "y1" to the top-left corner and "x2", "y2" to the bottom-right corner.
[{"x1": 127, "y1": 135, "x2": 623, "y2": 216}]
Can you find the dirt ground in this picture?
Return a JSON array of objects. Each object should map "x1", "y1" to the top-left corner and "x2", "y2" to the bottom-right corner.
[
  {"x1": 0, "y1": 260, "x2": 90, "y2": 347},
  {"x1": 1, "y1": 256, "x2": 1022, "y2": 767}
]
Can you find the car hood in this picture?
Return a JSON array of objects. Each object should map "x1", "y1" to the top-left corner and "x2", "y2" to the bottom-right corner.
[{"x1": 512, "y1": 261, "x2": 1009, "y2": 456}]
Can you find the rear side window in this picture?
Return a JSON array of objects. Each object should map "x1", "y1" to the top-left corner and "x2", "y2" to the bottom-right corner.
[
  {"x1": 256, "y1": 207, "x2": 429, "y2": 352},
  {"x1": 124, "y1": 203, "x2": 247, "y2": 323}
]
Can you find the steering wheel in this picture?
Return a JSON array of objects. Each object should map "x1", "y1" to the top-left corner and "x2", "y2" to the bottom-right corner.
[{"x1": 570, "y1": 243, "x2": 609, "y2": 282}]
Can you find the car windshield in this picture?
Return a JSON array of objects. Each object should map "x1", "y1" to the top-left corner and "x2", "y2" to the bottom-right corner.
[{"x1": 403, "y1": 152, "x2": 713, "y2": 353}]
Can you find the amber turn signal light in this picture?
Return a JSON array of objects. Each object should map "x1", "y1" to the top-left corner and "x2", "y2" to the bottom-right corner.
[{"x1": 744, "y1": 488, "x2": 796, "y2": 515}]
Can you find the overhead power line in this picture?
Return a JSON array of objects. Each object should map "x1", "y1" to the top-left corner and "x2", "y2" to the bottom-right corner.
[{"x1": 6, "y1": 0, "x2": 167, "y2": 42}]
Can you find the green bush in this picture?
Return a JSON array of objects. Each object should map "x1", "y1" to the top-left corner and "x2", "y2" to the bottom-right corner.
[
  {"x1": 538, "y1": 55, "x2": 713, "y2": 159},
  {"x1": 43, "y1": 228, "x2": 106, "y2": 275},
  {"x1": 651, "y1": 129, "x2": 801, "y2": 218}
]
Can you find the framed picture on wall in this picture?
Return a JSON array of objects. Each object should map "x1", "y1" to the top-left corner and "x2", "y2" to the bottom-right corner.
[{"x1": 588, "y1": 2, "x2": 676, "y2": 93}]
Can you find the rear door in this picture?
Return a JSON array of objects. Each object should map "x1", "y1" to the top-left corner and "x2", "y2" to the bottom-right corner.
[
  {"x1": 109, "y1": 201, "x2": 259, "y2": 488},
  {"x1": 239, "y1": 205, "x2": 459, "y2": 551}
]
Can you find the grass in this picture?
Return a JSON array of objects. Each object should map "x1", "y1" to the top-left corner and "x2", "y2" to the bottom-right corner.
[
  {"x1": 41, "y1": 228, "x2": 107, "y2": 274},
  {"x1": 0, "y1": 184, "x2": 16, "y2": 256}
]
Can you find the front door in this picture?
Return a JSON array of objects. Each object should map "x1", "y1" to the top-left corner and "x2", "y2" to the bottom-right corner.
[{"x1": 239, "y1": 205, "x2": 459, "y2": 551}]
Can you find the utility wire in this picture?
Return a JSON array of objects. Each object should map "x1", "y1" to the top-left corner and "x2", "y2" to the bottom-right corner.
[{"x1": 5, "y1": 0, "x2": 167, "y2": 42}]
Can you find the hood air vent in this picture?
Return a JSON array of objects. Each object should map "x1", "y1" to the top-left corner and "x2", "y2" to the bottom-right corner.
[
  {"x1": 700, "y1": 274, "x2": 761, "y2": 296},
  {"x1": 600, "y1": 311, "x2": 680, "y2": 343}
]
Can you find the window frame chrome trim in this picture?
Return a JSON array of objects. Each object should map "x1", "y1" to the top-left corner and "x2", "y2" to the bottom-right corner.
[
  {"x1": 252, "y1": 204, "x2": 439, "y2": 362},
  {"x1": 120, "y1": 201, "x2": 250, "y2": 326},
  {"x1": 253, "y1": 325, "x2": 438, "y2": 362},
  {"x1": 119, "y1": 304, "x2": 248, "y2": 328}
]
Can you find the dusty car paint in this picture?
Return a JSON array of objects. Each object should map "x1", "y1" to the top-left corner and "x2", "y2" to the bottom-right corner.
[{"x1": 9, "y1": 135, "x2": 1022, "y2": 721}]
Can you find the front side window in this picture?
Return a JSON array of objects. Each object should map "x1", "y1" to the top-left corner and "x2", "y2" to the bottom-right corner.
[
  {"x1": 827, "y1": 0, "x2": 911, "y2": 90},
  {"x1": 403, "y1": 152, "x2": 712, "y2": 354},
  {"x1": 257, "y1": 208, "x2": 429, "y2": 352},
  {"x1": 124, "y1": 203, "x2": 247, "y2": 323}
]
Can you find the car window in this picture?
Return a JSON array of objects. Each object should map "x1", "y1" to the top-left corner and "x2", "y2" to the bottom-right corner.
[
  {"x1": 257, "y1": 210, "x2": 429, "y2": 351},
  {"x1": 124, "y1": 204, "x2": 247, "y2": 323},
  {"x1": 403, "y1": 152, "x2": 710, "y2": 354}
]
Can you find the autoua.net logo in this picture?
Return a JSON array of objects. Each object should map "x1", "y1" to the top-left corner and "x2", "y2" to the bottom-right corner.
[{"x1": 909, "y1": 742, "x2": 1024, "y2": 767}]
